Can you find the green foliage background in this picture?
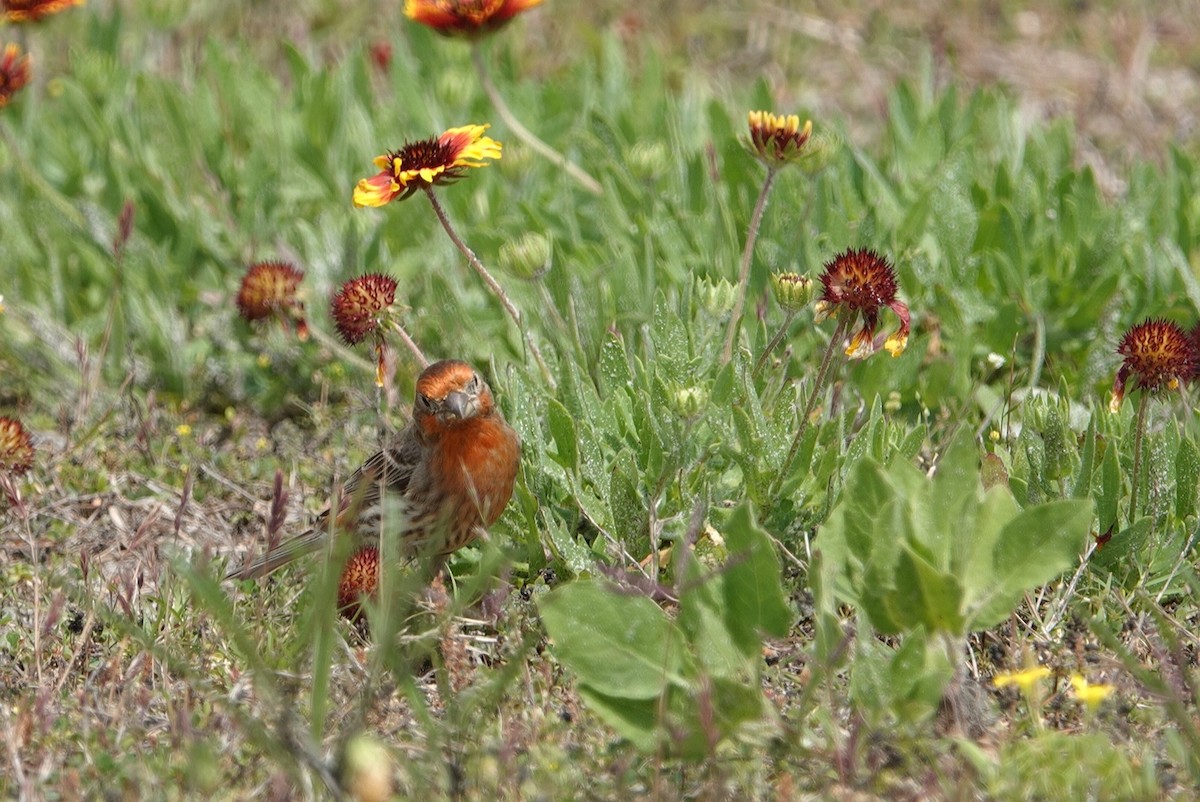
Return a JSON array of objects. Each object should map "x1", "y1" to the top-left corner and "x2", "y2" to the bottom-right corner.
[{"x1": 2, "y1": 1, "x2": 1200, "y2": 799}]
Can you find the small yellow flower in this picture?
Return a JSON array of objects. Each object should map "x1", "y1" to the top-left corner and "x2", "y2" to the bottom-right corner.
[
  {"x1": 176, "y1": 424, "x2": 192, "y2": 437},
  {"x1": 992, "y1": 665, "x2": 1051, "y2": 693},
  {"x1": 1070, "y1": 674, "x2": 1114, "y2": 712}
]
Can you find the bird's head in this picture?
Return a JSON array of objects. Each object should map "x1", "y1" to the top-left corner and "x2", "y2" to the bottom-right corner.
[{"x1": 412, "y1": 359, "x2": 496, "y2": 438}]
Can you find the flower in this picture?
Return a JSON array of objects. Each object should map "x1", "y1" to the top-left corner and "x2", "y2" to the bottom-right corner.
[
  {"x1": 1069, "y1": 674, "x2": 1114, "y2": 713},
  {"x1": 747, "y1": 111, "x2": 813, "y2": 168},
  {"x1": 0, "y1": 417, "x2": 34, "y2": 475},
  {"x1": 1109, "y1": 319, "x2": 1198, "y2": 412},
  {"x1": 332, "y1": 274, "x2": 403, "y2": 387},
  {"x1": 338, "y1": 547, "x2": 380, "y2": 619},
  {"x1": 992, "y1": 665, "x2": 1051, "y2": 693},
  {"x1": 352, "y1": 125, "x2": 502, "y2": 207},
  {"x1": 0, "y1": 44, "x2": 31, "y2": 109},
  {"x1": 1, "y1": 0, "x2": 84, "y2": 23},
  {"x1": 404, "y1": 0, "x2": 542, "y2": 38},
  {"x1": 770, "y1": 271, "x2": 815, "y2": 312},
  {"x1": 330, "y1": 274, "x2": 400, "y2": 345},
  {"x1": 236, "y1": 261, "x2": 309, "y2": 341},
  {"x1": 815, "y1": 248, "x2": 910, "y2": 359}
]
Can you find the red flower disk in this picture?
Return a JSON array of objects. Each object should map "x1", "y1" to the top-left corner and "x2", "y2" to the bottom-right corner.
[
  {"x1": 338, "y1": 546, "x2": 380, "y2": 621},
  {"x1": 0, "y1": 417, "x2": 34, "y2": 475},
  {"x1": 330, "y1": 274, "x2": 400, "y2": 345},
  {"x1": 816, "y1": 248, "x2": 911, "y2": 359},
  {"x1": 236, "y1": 261, "x2": 309, "y2": 340},
  {"x1": 0, "y1": 44, "x2": 31, "y2": 108},
  {"x1": 1110, "y1": 318, "x2": 1199, "y2": 411}
]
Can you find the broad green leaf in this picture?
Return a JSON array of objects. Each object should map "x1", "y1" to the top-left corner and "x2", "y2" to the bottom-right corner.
[
  {"x1": 969, "y1": 499, "x2": 1092, "y2": 630},
  {"x1": 892, "y1": 542, "x2": 966, "y2": 635},
  {"x1": 575, "y1": 686, "x2": 659, "y2": 752},
  {"x1": 1072, "y1": 413, "x2": 1097, "y2": 499},
  {"x1": 929, "y1": 430, "x2": 982, "y2": 567},
  {"x1": 538, "y1": 579, "x2": 692, "y2": 699},
  {"x1": 677, "y1": 572, "x2": 751, "y2": 678},
  {"x1": 721, "y1": 502, "x2": 792, "y2": 650}
]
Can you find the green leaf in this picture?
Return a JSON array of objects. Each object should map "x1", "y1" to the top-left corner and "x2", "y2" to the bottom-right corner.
[
  {"x1": 575, "y1": 686, "x2": 660, "y2": 752},
  {"x1": 546, "y1": 397, "x2": 579, "y2": 471},
  {"x1": 892, "y1": 542, "x2": 966, "y2": 635},
  {"x1": 969, "y1": 499, "x2": 1092, "y2": 629},
  {"x1": 538, "y1": 579, "x2": 693, "y2": 699},
  {"x1": 1175, "y1": 437, "x2": 1199, "y2": 521},
  {"x1": 721, "y1": 502, "x2": 792, "y2": 651}
]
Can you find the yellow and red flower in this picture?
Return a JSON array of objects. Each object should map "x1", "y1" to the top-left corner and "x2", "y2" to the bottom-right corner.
[
  {"x1": 0, "y1": 44, "x2": 30, "y2": 109},
  {"x1": 815, "y1": 248, "x2": 910, "y2": 359},
  {"x1": 237, "y1": 261, "x2": 309, "y2": 340},
  {"x1": 0, "y1": 417, "x2": 34, "y2": 475},
  {"x1": 2, "y1": 0, "x2": 84, "y2": 23},
  {"x1": 353, "y1": 125, "x2": 502, "y2": 207},
  {"x1": 747, "y1": 111, "x2": 813, "y2": 168},
  {"x1": 404, "y1": 0, "x2": 542, "y2": 38},
  {"x1": 1110, "y1": 318, "x2": 1198, "y2": 411}
]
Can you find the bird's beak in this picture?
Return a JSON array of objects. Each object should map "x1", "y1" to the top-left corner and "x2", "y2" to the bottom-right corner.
[{"x1": 442, "y1": 390, "x2": 478, "y2": 420}]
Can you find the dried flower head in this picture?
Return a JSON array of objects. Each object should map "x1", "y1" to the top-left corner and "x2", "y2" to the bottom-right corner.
[
  {"x1": 1, "y1": 0, "x2": 84, "y2": 23},
  {"x1": 747, "y1": 111, "x2": 813, "y2": 168},
  {"x1": 404, "y1": 0, "x2": 543, "y2": 38},
  {"x1": 353, "y1": 124, "x2": 502, "y2": 207},
  {"x1": 770, "y1": 271, "x2": 815, "y2": 312},
  {"x1": 815, "y1": 248, "x2": 910, "y2": 359},
  {"x1": 338, "y1": 546, "x2": 379, "y2": 619},
  {"x1": 330, "y1": 274, "x2": 399, "y2": 345},
  {"x1": 0, "y1": 417, "x2": 34, "y2": 474},
  {"x1": 237, "y1": 261, "x2": 309, "y2": 341},
  {"x1": 1109, "y1": 319, "x2": 1198, "y2": 411},
  {"x1": 0, "y1": 44, "x2": 31, "y2": 108}
]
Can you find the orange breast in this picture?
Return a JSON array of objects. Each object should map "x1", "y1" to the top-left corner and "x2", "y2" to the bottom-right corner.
[{"x1": 431, "y1": 416, "x2": 521, "y2": 527}]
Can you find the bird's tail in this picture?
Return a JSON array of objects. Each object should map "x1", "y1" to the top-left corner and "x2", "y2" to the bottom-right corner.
[{"x1": 225, "y1": 527, "x2": 330, "y2": 580}]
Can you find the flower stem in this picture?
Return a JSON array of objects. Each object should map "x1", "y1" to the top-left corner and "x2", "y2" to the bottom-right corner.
[
  {"x1": 388, "y1": 320, "x2": 430, "y2": 368},
  {"x1": 1128, "y1": 390, "x2": 1150, "y2": 525},
  {"x1": 752, "y1": 309, "x2": 797, "y2": 378},
  {"x1": 774, "y1": 315, "x2": 851, "y2": 494},
  {"x1": 471, "y1": 41, "x2": 602, "y2": 196},
  {"x1": 722, "y1": 167, "x2": 779, "y2": 364},
  {"x1": 422, "y1": 187, "x2": 556, "y2": 389}
]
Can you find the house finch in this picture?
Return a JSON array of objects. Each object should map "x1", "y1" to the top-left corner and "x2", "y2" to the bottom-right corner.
[{"x1": 226, "y1": 360, "x2": 521, "y2": 609}]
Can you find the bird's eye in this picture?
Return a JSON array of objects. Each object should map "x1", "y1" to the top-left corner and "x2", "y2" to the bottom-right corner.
[
  {"x1": 416, "y1": 393, "x2": 434, "y2": 412},
  {"x1": 467, "y1": 374, "x2": 481, "y2": 393}
]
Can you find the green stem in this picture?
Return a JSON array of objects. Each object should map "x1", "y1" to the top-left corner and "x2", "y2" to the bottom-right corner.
[
  {"x1": 773, "y1": 315, "x2": 852, "y2": 494},
  {"x1": 752, "y1": 309, "x2": 797, "y2": 378},
  {"x1": 470, "y1": 41, "x2": 602, "y2": 196},
  {"x1": 422, "y1": 187, "x2": 556, "y2": 389},
  {"x1": 1128, "y1": 391, "x2": 1150, "y2": 525},
  {"x1": 722, "y1": 167, "x2": 779, "y2": 363}
]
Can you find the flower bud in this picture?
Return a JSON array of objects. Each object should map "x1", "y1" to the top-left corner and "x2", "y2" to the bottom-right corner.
[
  {"x1": 769, "y1": 272, "x2": 814, "y2": 312},
  {"x1": 498, "y1": 232, "x2": 551, "y2": 280}
]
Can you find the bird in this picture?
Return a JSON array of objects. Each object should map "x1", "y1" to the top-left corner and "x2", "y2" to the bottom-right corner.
[{"x1": 226, "y1": 359, "x2": 521, "y2": 614}]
